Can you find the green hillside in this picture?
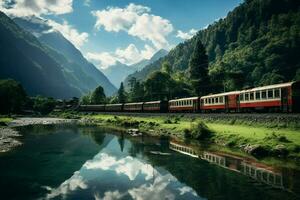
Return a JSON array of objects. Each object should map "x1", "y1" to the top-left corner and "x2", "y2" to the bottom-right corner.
[{"x1": 125, "y1": 0, "x2": 300, "y2": 93}]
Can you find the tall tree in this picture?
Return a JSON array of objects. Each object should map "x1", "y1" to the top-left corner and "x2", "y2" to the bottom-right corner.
[
  {"x1": 161, "y1": 61, "x2": 172, "y2": 74},
  {"x1": 90, "y1": 86, "x2": 106, "y2": 104},
  {"x1": 118, "y1": 82, "x2": 126, "y2": 103},
  {"x1": 188, "y1": 38, "x2": 209, "y2": 96}
]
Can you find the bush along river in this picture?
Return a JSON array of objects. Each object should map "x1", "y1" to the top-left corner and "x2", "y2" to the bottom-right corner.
[{"x1": 0, "y1": 125, "x2": 299, "y2": 200}]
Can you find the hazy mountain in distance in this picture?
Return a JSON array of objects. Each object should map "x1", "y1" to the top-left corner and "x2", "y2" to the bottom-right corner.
[
  {"x1": 124, "y1": 49, "x2": 168, "y2": 88},
  {"x1": 14, "y1": 17, "x2": 117, "y2": 96},
  {"x1": 102, "y1": 49, "x2": 168, "y2": 88}
]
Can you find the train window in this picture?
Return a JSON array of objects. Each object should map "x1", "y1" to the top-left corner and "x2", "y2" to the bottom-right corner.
[
  {"x1": 274, "y1": 89, "x2": 280, "y2": 98},
  {"x1": 255, "y1": 91, "x2": 260, "y2": 100},
  {"x1": 250, "y1": 92, "x2": 254, "y2": 100},
  {"x1": 268, "y1": 90, "x2": 273, "y2": 99},
  {"x1": 220, "y1": 96, "x2": 223, "y2": 103},
  {"x1": 262, "y1": 90, "x2": 267, "y2": 99},
  {"x1": 245, "y1": 93, "x2": 249, "y2": 101},
  {"x1": 212, "y1": 98, "x2": 215, "y2": 104},
  {"x1": 208, "y1": 98, "x2": 211, "y2": 104},
  {"x1": 240, "y1": 94, "x2": 244, "y2": 101},
  {"x1": 216, "y1": 97, "x2": 219, "y2": 103}
]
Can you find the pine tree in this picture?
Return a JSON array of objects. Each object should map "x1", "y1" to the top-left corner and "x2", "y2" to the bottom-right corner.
[
  {"x1": 90, "y1": 86, "x2": 106, "y2": 104},
  {"x1": 188, "y1": 38, "x2": 209, "y2": 96},
  {"x1": 118, "y1": 82, "x2": 126, "y2": 103}
]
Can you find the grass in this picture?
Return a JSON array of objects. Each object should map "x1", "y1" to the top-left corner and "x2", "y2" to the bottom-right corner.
[
  {"x1": 0, "y1": 116, "x2": 13, "y2": 126},
  {"x1": 82, "y1": 113, "x2": 300, "y2": 158}
]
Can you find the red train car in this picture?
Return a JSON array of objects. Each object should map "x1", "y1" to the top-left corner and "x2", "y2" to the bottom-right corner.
[
  {"x1": 200, "y1": 91, "x2": 240, "y2": 112},
  {"x1": 123, "y1": 102, "x2": 144, "y2": 112},
  {"x1": 143, "y1": 101, "x2": 168, "y2": 112},
  {"x1": 239, "y1": 81, "x2": 300, "y2": 112},
  {"x1": 169, "y1": 97, "x2": 200, "y2": 112},
  {"x1": 78, "y1": 105, "x2": 105, "y2": 112}
]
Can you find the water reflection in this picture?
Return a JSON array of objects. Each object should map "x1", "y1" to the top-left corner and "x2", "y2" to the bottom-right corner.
[
  {"x1": 169, "y1": 141, "x2": 298, "y2": 194},
  {"x1": 44, "y1": 137, "x2": 203, "y2": 200}
]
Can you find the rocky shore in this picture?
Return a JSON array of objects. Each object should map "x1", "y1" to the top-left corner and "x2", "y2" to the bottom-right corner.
[{"x1": 0, "y1": 117, "x2": 77, "y2": 153}]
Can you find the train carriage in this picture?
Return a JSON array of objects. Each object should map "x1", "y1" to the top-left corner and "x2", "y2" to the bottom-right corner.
[
  {"x1": 105, "y1": 104, "x2": 123, "y2": 112},
  {"x1": 169, "y1": 97, "x2": 200, "y2": 112},
  {"x1": 79, "y1": 104, "x2": 105, "y2": 112},
  {"x1": 200, "y1": 91, "x2": 240, "y2": 112},
  {"x1": 123, "y1": 102, "x2": 144, "y2": 112},
  {"x1": 143, "y1": 101, "x2": 168, "y2": 112},
  {"x1": 239, "y1": 81, "x2": 300, "y2": 112}
]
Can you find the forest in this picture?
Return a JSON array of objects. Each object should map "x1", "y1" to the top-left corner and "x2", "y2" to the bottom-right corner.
[{"x1": 119, "y1": 0, "x2": 300, "y2": 103}]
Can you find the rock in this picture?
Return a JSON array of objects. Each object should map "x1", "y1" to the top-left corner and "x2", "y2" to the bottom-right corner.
[{"x1": 243, "y1": 144, "x2": 269, "y2": 157}]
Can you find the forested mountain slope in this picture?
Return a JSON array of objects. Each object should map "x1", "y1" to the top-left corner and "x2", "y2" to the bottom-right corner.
[
  {"x1": 125, "y1": 0, "x2": 300, "y2": 92},
  {"x1": 0, "y1": 12, "x2": 80, "y2": 99},
  {"x1": 14, "y1": 17, "x2": 117, "y2": 96}
]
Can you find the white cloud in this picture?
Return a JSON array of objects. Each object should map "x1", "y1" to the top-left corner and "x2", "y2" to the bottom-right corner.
[
  {"x1": 91, "y1": 3, "x2": 173, "y2": 49},
  {"x1": 83, "y1": 0, "x2": 91, "y2": 7},
  {"x1": 46, "y1": 19, "x2": 89, "y2": 49},
  {"x1": 0, "y1": 0, "x2": 73, "y2": 17},
  {"x1": 86, "y1": 44, "x2": 156, "y2": 69},
  {"x1": 176, "y1": 29, "x2": 198, "y2": 40}
]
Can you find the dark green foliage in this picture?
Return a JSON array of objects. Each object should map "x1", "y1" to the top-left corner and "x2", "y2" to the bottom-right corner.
[
  {"x1": 190, "y1": 121, "x2": 214, "y2": 140},
  {"x1": 90, "y1": 86, "x2": 106, "y2": 104},
  {"x1": 117, "y1": 82, "x2": 126, "y2": 103},
  {"x1": 32, "y1": 96, "x2": 56, "y2": 115},
  {"x1": 0, "y1": 79, "x2": 27, "y2": 114},
  {"x1": 144, "y1": 71, "x2": 172, "y2": 100},
  {"x1": 188, "y1": 39, "x2": 209, "y2": 95},
  {"x1": 125, "y1": 0, "x2": 300, "y2": 95}
]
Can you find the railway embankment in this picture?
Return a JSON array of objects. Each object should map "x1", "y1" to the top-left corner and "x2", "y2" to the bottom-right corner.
[{"x1": 72, "y1": 112, "x2": 300, "y2": 160}]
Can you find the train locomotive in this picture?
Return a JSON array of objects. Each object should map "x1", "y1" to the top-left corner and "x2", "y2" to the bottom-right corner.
[{"x1": 79, "y1": 81, "x2": 300, "y2": 113}]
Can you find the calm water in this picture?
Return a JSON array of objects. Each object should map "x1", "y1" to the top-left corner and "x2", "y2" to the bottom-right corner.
[{"x1": 0, "y1": 125, "x2": 299, "y2": 200}]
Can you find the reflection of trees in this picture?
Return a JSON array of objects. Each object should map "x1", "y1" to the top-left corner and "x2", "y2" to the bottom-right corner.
[{"x1": 118, "y1": 133, "x2": 125, "y2": 152}]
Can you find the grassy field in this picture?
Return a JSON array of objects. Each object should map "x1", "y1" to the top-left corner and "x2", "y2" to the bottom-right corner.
[{"x1": 80, "y1": 113, "x2": 300, "y2": 158}]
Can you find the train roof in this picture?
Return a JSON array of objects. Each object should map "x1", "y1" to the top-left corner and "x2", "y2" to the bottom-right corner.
[
  {"x1": 144, "y1": 101, "x2": 161, "y2": 104},
  {"x1": 201, "y1": 91, "x2": 240, "y2": 98},
  {"x1": 169, "y1": 96, "x2": 199, "y2": 102},
  {"x1": 80, "y1": 104, "x2": 105, "y2": 106},
  {"x1": 105, "y1": 103, "x2": 123, "y2": 106},
  {"x1": 240, "y1": 81, "x2": 295, "y2": 93},
  {"x1": 124, "y1": 102, "x2": 144, "y2": 105}
]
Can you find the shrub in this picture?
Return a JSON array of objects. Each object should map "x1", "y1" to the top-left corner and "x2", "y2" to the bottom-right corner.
[{"x1": 190, "y1": 121, "x2": 213, "y2": 140}]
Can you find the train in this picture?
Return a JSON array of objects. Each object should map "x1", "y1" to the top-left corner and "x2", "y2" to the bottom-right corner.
[{"x1": 79, "y1": 81, "x2": 300, "y2": 113}]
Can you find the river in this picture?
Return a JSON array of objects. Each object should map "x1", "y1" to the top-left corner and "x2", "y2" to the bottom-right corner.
[{"x1": 0, "y1": 125, "x2": 299, "y2": 200}]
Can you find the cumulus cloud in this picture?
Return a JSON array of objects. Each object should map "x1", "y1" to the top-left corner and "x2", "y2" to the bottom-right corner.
[
  {"x1": 46, "y1": 19, "x2": 89, "y2": 49},
  {"x1": 0, "y1": 0, "x2": 73, "y2": 17},
  {"x1": 86, "y1": 44, "x2": 156, "y2": 69},
  {"x1": 91, "y1": 3, "x2": 173, "y2": 49},
  {"x1": 176, "y1": 29, "x2": 198, "y2": 40}
]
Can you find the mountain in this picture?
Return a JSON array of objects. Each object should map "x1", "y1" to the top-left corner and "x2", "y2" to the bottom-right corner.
[
  {"x1": 0, "y1": 11, "x2": 81, "y2": 99},
  {"x1": 124, "y1": 49, "x2": 168, "y2": 88},
  {"x1": 102, "y1": 49, "x2": 168, "y2": 88},
  {"x1": 13, "y1": 17, "x2": 117, "y2": 96},
  {"x1": 124, "y1": 0, "x2": 300, "y2": 92},
  {"x1": 101, "y1": 61, "x2": 136, "y2": 88}
]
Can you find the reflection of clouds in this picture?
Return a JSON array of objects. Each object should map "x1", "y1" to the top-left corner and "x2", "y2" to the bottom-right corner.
[
  {"x1": 44, "y1": 149, "x2": 201, "y2": 199},
  {"x1": 45, "y1": 171, "x2": 87, "y2": 199},
  {"x1": 179, "y1": 186, "x2": 198, "y2": 196},
  {"x1": 94, "y1": 190, "x2": 123, "y2": 200},
  {"x1": 128, "y1": 174, "x2": 176, "y2": 200},
  {"x1": 83, "y1": 153, "x2": 152, "y2": 181}
]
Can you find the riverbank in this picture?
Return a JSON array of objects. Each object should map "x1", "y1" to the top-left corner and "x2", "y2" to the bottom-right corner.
[
  {"x1": 74, "y1": 113, "x2": 300, "y2": 160},
  {"x1": 0, "y1": 117, "x2": 76, "y2": 153}
]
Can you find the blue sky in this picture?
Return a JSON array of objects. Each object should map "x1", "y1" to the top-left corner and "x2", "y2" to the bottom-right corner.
[{"x1": 0, "y1": 0, "x2": 242, "y2": 69}]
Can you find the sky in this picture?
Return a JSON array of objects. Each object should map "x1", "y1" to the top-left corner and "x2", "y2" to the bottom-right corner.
[{"x1": 0, "y1": 0, "x2": 243, "y2": 69}]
